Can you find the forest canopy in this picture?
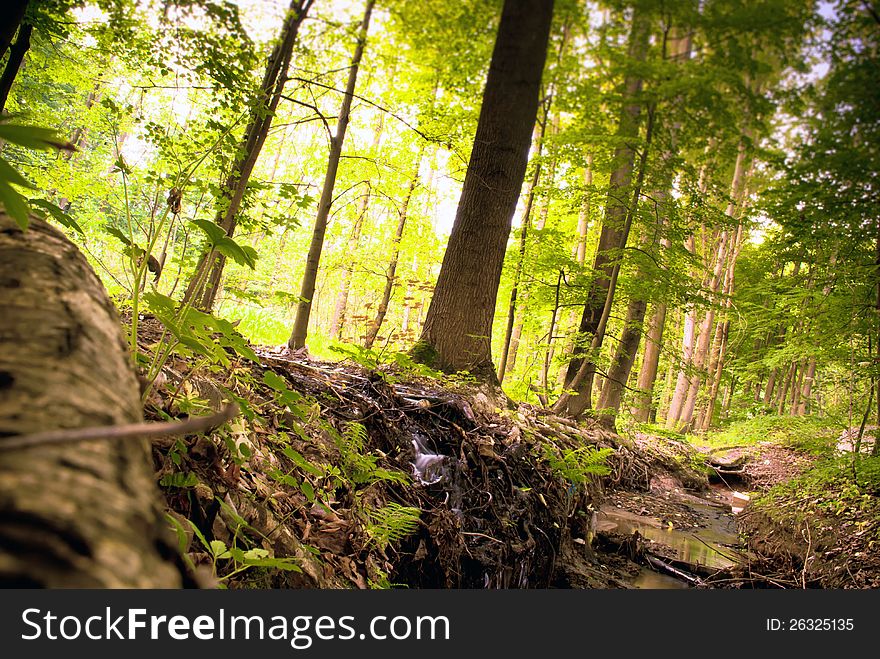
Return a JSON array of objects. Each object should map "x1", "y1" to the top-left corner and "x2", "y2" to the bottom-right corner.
[{"x1": 0, "y1": 0, "x2": 877, "y2": 437}]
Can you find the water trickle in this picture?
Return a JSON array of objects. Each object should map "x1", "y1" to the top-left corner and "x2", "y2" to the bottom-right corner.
[{"x1": 411, "y1": 432, "x2": 446, "y2": 485}]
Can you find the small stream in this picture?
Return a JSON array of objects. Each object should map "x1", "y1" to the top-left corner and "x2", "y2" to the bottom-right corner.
[{"x1": 592, "y1": 492, "x2": 746, "y2": 588}]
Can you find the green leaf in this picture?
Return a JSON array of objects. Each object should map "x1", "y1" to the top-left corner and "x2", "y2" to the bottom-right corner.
[
  {"x1": 210, "y1": 539, "x2": 229, "y2": 558},
  {"x1": 29, "y1": 199, "x2": 84, "y2": 234},
  {"x1": 0, "y1": 122, "x2": 67, "y2": 150},
  {"x1": 190, "y1": 218, "x2": 227, "y2": 245},
  {"x1": 185, "y1": 518, "x2": 211, "y2": 553},
  {"x1": 103, "y1": 225, "x2": 133, "y2": 246},
  {"x1": 0, "y1": 157, "x2": 34, "y2": 189},
  {"x1": 300, "y1": 481, "x2": 315, "y2": 502},
  {"x1": 0, "y1": 180, "x2": 31, "y2": 229},
  {"x1": 243, "y1": 548, "x2": 270, "y2": 560},
  {"x1": 263, "y1": 370, "x2": 289, "y2": 391},
  {"x1": 214, "y1": 236, "x2": 258, "y2": 269},
  {"x1": 159, "y1": 471, "x2": 199, "y2": 488},
  {"x1": 282, "y1": 446, "x2": 325, "y2": 477}
]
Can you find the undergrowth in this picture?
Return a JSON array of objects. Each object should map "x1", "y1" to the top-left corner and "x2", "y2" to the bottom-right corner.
[{"x1": 698, "y1": 415, "x2": 842, "y2": 454}]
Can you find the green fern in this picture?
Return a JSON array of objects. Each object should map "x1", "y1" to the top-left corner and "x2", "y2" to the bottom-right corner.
[
  {"x1": 363, "y1": 502, "x2": 421, "y2": 551},
  {"x1": 333, "y1": 422, "x2": 409, "y2": 486},
  {"x1": 543, "y1": 445, "x2": 614, "y2": 486}
]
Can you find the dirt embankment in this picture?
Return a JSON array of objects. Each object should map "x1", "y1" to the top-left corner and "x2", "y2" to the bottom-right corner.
[
  {"x1": 709, "y1": 441, "x2": 880, "y2": 588},
  {"x1": 140, "y1": 319, "x2": 665, "y2": 589}
]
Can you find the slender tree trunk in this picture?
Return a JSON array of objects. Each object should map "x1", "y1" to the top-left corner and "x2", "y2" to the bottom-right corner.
[
  {"x1": 0, "y1": 215, "x2": 183, "y2": 587},
  {"x1": 498, "y1": 122, "x2": 546, "y2": 381},
  {"x1": 790, "y1": 361, "x2": 805, "y2": 415},
  {"x1": 764, "y1": 367, "x2": 778, "y2": 405},
  {"x1": 184, "y1": 0, "x2": 313, "y2": 310},
  {"x1": 330, "y1": 113, "x2": 386, "y2": 340},
  {"x1": 666, "y1": 302, "x2": 697, "y2": 427},
  {"x1": 364, "y1": 146, "x2": 426, "y2": 348},
  {"x1": 698, "y1": 221, "x2": 745, "y2": 430},
  {"x1": 413, "y1": 0, "x2": 554, "y2": 378},
  {"x1": 556, "y1": 9, "x2": 651, "y2": 415},
  {"x1": 576, "y1": 156, "x2": 593, "y2": 265},
  {"x1": 0, "y1": 21, "x2": 32, "y2": 114},
  {"x1": 632, "y1": 301, "x2": 667, "y2": 421},
  {"x1": 874, "y1": 218, "x2": 880, "y2": 455},
  {"x1": 330, "y1": 184, "x2": 371, "y2": 340},
  {"x1": 776, "y1": 362, "x2": 796, "y2": 415},
  {"x1": 675, "y1": 139, "x2": 748, "y2": 431},
  {"x1": 289, "y1": 0, "x2": 375, "y2": 350}
]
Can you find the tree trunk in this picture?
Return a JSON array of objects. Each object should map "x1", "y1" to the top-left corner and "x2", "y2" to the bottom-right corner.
[
  {"x1": 289, "y1": 0, "x2": 375, "y2": 350},
  {"x1": 330, "y1": 183, "x2": 371, "y2": 340},
  {"x1": 0, "y1": 21, "x2": 32, "y2": 114},
  {"x1": 632, "y1": 301, "x2": 667, "y2": 422},
  {"x1": 776, "y1": 362, "x2": 796, "y2": 415},
  {"x1": 413, "y1": 0, "x2": 554, "y2": 378},
  {"x1": 363, "y1": 146, "x2": 425, "y2": 348},
  {"x1": 498, "y1": 122, "x2": 546, "y2": 381},
  {"x1": 0, "y1": 0, "x2": 28, "y2": 62},
  {"x1": 575, "y1": 156, "x2": 593, "y2": 264},
  {"x1": 185, "y1": 0, "x2": 313, "y2": 311},
  {"x1": 558, "y1": 9, "x2": 651, "y2": 415},
  {"x1": 0, "y1": 215, "x2": 183, "y2": 587},
  {"x1": 698, "y1": 221, "x2": 745, "y2": 430},
  {"x1": 675, "y1": 139, "x2": 748, "y2": 431}
]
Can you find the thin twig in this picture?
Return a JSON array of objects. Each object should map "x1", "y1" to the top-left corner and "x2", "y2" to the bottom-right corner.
[{"x1": 0, "y1": 404, "x2": 240, "y2": 451}]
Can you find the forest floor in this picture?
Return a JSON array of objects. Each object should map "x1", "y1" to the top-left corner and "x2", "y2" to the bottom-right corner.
[{"x1": 136, "y1": 317, "x2": 880, "y2": 589}]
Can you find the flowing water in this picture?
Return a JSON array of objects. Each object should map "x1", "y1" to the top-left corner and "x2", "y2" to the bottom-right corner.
[{"x1": 592, "y1": 495, "x2": 745, "y2": 588}]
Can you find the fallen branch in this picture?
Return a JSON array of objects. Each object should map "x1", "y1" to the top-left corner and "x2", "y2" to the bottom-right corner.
[{"x1": 0, "y1": 403, "x2": 240, "y2": 451}]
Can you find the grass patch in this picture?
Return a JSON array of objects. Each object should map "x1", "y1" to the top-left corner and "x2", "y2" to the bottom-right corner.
[{"x1": 699, "y1": 415, "x2": 842, "y2": 454}]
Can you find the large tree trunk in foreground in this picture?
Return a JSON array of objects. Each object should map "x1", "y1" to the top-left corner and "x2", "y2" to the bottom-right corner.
[
  {"x1": 289, "y1": 0, "x2": 374, "y2": 350},
  {"x1": 0, "y1": 215, "x2": 182, "y2": 587},
  {"x1": 413, "y1": 0, "x2": 554, "y2": 378}
]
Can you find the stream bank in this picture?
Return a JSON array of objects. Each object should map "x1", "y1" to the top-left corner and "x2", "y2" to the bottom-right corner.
[{"x1": 137, "y1": 320, "x2": 878, "y2": 589}]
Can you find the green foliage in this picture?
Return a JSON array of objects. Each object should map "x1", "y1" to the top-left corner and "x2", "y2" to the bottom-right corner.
[
  {"x1": 702, "y1": 415, "x2": 841, "y2": 456},
  {"x1": 361, "y1": 502, "x2": 421, "y2": 552},
  {"x1": 328, "y1": 343, "x2": 445, "y2": 382},
  {"x1": 167, "y1": 509, "x2": 302, "y2": 586},
  {"x1": 541, "y1": 444, "x2": 613, "y2": 487},
  {"x1": 0, "y1": 119, "x2": 72, "y2": 229},
  {"x1": 754, "y1": 454, "x2": 880, "y2": 532},
  {"x1": 331, "y1": 422, "x2": 409, "y2": 487}
]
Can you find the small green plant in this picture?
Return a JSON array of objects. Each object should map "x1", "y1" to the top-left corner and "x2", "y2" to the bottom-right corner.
[
  {"x1": 167, "y1": 503, "x2": 302, "y2": 587},
  {"x1": 361, "y1": 502, "x2": 421, "y2": 552},
  {"x1": 331, "y1": 422, "x2": 410, "y2": 487},
  {"x1": 542, "y1": 444, "x2": 614, "y2": 487}
]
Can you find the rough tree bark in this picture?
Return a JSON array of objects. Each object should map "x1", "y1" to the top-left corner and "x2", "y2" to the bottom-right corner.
[
  {"x1": 0, "y1": 215, "x2": 183, "y2": 587},
  {"x1": 289, "y1": 0, "x2": 374, "y2": 350},
  {"x1": 412, "y1": 0, "x2": 554, "y2": 378}
]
